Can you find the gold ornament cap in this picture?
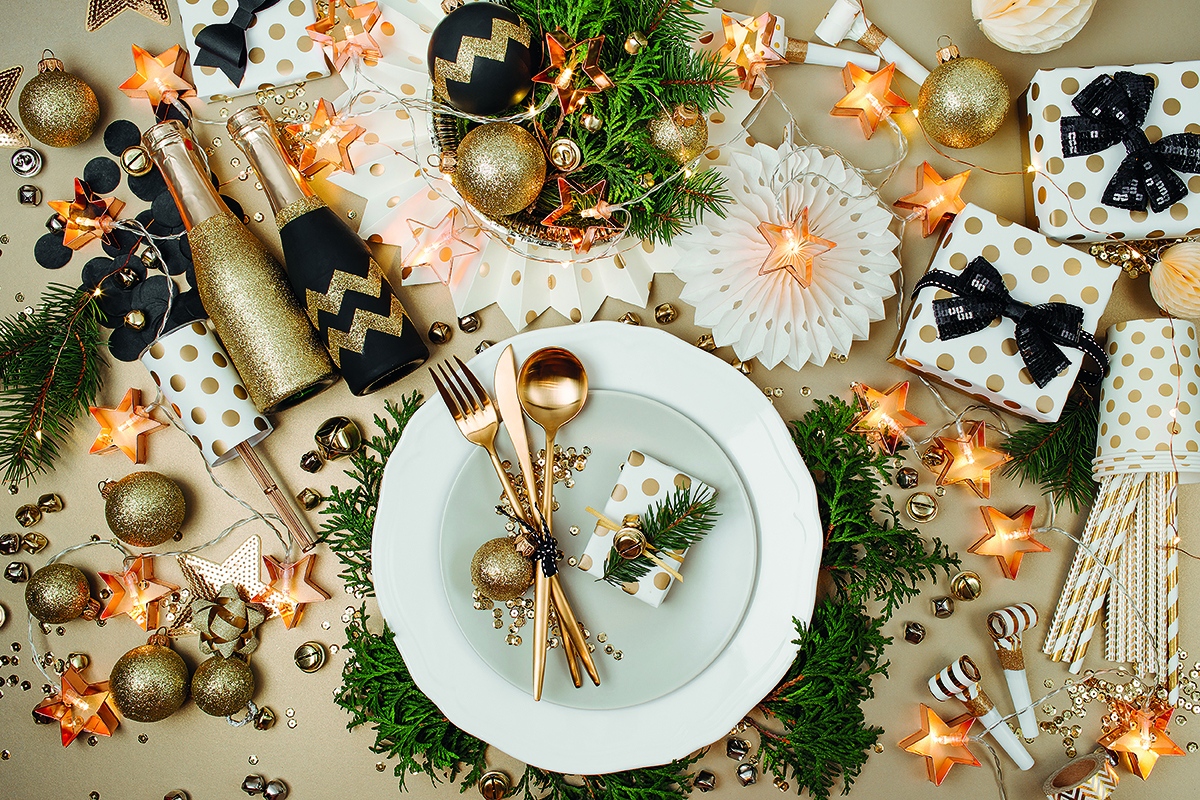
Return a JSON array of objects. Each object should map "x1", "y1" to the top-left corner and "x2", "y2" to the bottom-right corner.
[
  {"x1": 36, "y1": 51, "x2": 65, "y2": 74},
  {"x1": 935, "y1": 40, "x2": 961, "y2": 65}
]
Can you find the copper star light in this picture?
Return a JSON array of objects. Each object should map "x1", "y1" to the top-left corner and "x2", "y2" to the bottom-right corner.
[
  {"x1": 48, "y1": 179, "x2": 126, "y2": 250},
  {"x1": 757, "y1": 206, "x2": 836, "y2": 287},
  {"x1": 284, "y1": 98, "x2": 364, "y2": 177},
  {"x1": 894, "y1": 162, "x2": 970, "y2": 238},
  {"x1": 0, "y1": 66, "x2": 28, "y2": 148},
  {"x1": 970, "y1": 505, "x2": 1049, "y2": 579},
  {"x1": 306, "y1": 0, "x2": 382, "y2": 72},
  {"x1": 99, "y1": 555, "x2": 178, "y2": 630},
  {"x1": 899, "y1": 703, "x2": 980, "y2": 786},
  {"x1": 1100, "y1": 701, "x2": 1185, "y2": 779},
  {"x1": 177, "y1": 535, "x2": 284, "y2": 622},
  {"x1": 831, "y1": 62, "x2": 909, "y2": 139},
  {"x1": 402, "y1": 209, "x2": 479, "y2": 284},
  {"x1": 541, "y1": 177, "x2": 619, "y2": 253},
  {"x1": 532, "y1": 29, "x2": 614, "y2": 115},
  {"x1": 925, "y1": 421, "x2": 1010, "y2": 498},
  {"x1": 86, "y1": 0, "x2": 170, "y2": 33},
  {"x1": 88, "y1": 388, "x2": 167, "y2": 463},
  {"x1": 258, "y1": 554, "x2": 330, "y2": 629},
  {"x1": 33, "y1": 667, "x2": 120, "y2": 746},
  {"x1": 119, "y1": 45, "x2": 195, "y2": 114},
  {"x1": 717, "y1": 12, "x2": 785, "y2": 91},
  {"x1": 849, "y1": 381, "x2": 925, "y2": 454}
]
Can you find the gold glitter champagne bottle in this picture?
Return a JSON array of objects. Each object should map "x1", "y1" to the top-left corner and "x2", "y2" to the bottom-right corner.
[
  {"x1": 226, "y1": 106, "x2": 427, "y2": 395},
  {"x1": 143, "y1": 121, "x2": 337, "y2": 413}
]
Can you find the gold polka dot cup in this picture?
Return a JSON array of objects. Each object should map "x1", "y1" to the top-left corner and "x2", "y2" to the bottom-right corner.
[
  {"x1": 892, "y1": 203, "x2": 1119, "y2": 422},
  {"x1": 141, "y1": 321, "x2": 273, "y2": 467},
  {"x1": 1093, "y1": 319, "x2": 1200, "y2": 481}
]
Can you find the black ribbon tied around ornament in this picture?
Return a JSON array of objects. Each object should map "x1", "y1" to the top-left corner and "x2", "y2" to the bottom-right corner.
[
  {"x1": 496, "y1": 506, "x2": 559, "y2": 578},
  {"x1": 912, "y1": 256, "x2": 1108, "y2": 388},
  {"x1": 1061, "y1": 71, "x2": 1200, "y2": 213},
  {"x1": 193, "y1": 0, "x2": 282, "y2": 87}
]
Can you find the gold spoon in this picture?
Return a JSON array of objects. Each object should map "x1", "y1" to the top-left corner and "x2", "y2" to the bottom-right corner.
[{"x1": 517, "y1": 347, "x2": 589, "y2": 523}]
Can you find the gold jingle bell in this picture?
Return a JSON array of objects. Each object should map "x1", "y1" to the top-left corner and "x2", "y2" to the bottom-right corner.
[
  {"x1": 314, "y1": 417, "x2": 362, "y2": 460},
  {"x1": 36, "y1": 493, "x2": 63, "y2": 513},
  {"x1": 949, "y1": 571, "x2": 983, "y2": 602},
  {"x1": 293, "y1": 641, "x2": 326, "y2": 673},
  {"x1": 15, "y1": 504, "x2": 41, "y2": 528},
  {"x1": 120, "y1": 145, "x2": 153, "y2": 176},
  {"x1": 479, "y1": 771, "x2": 511, "y2": 800},
  {"x1": 614, "y1": 515, "x2": 646, "y2": 560},
  {"x1": 21, "y1": 532, "x2": 49, "y2": 554}
]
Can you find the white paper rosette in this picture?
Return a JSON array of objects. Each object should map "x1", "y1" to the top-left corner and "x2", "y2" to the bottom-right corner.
[
  {"x1": 669, "y1": 140, "x2": 901, "y2": 369},
  {"x1": 972, "y1": 0, "x2": 1097, "y2": 55}
]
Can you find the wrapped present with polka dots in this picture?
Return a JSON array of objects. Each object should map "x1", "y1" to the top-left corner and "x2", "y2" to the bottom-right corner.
[
  {"x1": 1021, "y1": 60, "x2": 1200, "y2": 242},
  {"x1": 891, "y1": 204, "x2": 1120, "y2": 423},
  {"x1": 578, "y1": 451, "x2": 711, "y2": 608}
]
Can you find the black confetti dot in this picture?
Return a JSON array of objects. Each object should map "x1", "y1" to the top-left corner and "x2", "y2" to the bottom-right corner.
[
  {"x1": 103, "y1": 120, "x2": 141, "y2": 157},
  {"x1": 156, "y1": 237, "x2": 191, "y2": 276},
  {"x1": 128, "y1": 168, "x2": 166, "y2": 202},
  {"x1": 151, "y1": 191, "x2": 182, "y2": 230},
  {"x1": 83, "y1": 158, "x2": 121, "y2": 195},
  {"x1": 100, "y1": 226, "x2": 143, "y2": 258},
  {"x1": 34, "y1": 233, "x2": 72, "y2": 269},
  {"x1": 107, "y1": 324, "x2": 153, "y2": 363}
]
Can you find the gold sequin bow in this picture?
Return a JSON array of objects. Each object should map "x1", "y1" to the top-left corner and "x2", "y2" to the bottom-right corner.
[{"x1": 191, "y1": 582, "x2": 266, "y2": 658}]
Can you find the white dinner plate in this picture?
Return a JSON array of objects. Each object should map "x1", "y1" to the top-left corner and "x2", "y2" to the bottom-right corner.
[{"x1": 373, "y1": 322, "x2": 822, "y2": 773}]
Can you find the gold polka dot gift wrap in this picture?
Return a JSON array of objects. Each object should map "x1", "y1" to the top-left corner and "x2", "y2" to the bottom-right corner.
[
  {"x1": 891, "y1": 203, "x2": 1120, "y2": 423},
  {"x1": 579, "y1": 450, "x2": 708, "y2": 608},
  {"x1": 1022, "y1": 59, "x2": 1200, "y2": 242},
  {"x1": 140, "y1": 321, "x2": 273, "y2": 467},
  {"x1": 1093, "y1": 318, "x2": 1200, "y2": 482}
]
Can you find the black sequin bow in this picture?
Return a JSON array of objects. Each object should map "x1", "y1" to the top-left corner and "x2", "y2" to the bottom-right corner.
[
  {"x1": 496, "y1": 507, "x2": 559, "y2": 578},
  {"x1": 193, "y1": 0, "x2": 282, "y2": 86},
  {"x1": 912, "y1": 257, "x2": 1107, "y2": 388},
  {"x1": 1061, "y1": 71, "x2": 1200, "y2": 213}
]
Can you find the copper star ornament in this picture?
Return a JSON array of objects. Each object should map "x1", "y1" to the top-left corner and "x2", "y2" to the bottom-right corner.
[
  {"x1": 99, "y1": 555, "x2": 177, "y2": 630},
  {"x1": 926, "y1": 421, "x2": 1010, "y2": 498},
  {"x1": 86, "y1": 0, "x2": 170, "y2": 32},
  {"x1": 970, "y1": 505, "x2": 1049, "y2": 579},
  {"x1": 119, "y1": 45, "x2": 195, "y2": 114},
  {"x1": 894, "y1": 162, "x2": 970, "y2": 238},
  {"x1": 88, "y1": 388, "x2": 167, "y2": 463},
  {"x1": 849, "y1": 381, "x2": 925, "y2": 454},
  {"x1": 0, "y1": 66, "x2": 28, "y2": 148},
  {"x1": 757, "y1": 206, "x2": 836, "y2": 287},
  {"x1": 48, "y1": 179, "x2": 126, "y2": 250},
  {"x1": 402, "y1": 209, "x2": 479, "y2": 284},
  {"x1": 541, "y1": 177, "x2": 618, "y2": 253},
  {"x1": 284, "y1": 98, "x2": 364, "y2": 176},
  {"x1": 899, "y1": 704, "x2": 980, "y2": 786},
  {"x1": 306, "y1": 0, "x2": 382, "y2": 72},
  {"x1": 258, "y1": 554, "x2": 330, "y2": 629},
  {"x1": 717, "y1": 12, "x2": 785, "y2": 90},
  {"x1": 831, "y1": 62, "x2": 910, "y2": 139},
  {"x1": 532, "y1": 29, "x2": 614, "y2": 114},
  {"x1": 1101, "y1": 703, "x2": 1185, "y2": 779},
  {"x1": 34, "y1": 667, "x2": 120, "y2": 746}
]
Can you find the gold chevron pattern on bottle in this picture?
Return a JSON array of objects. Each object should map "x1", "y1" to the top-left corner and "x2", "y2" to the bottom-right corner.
[
  {"x1": 305, "y1": 264, "x2": 409, "y2": 367},
  {"x1": 432, "y1": 16, "x2": 532, "y2": 99}
]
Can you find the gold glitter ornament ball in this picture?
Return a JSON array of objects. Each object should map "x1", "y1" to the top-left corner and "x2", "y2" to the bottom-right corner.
[
  {"x1": 18, "y1": 53, "x2": 99, "y2": 148},
  {"x1": 471, "y1": 536, "x2": 534, "y2": 601},
  {"x1": 102, "y1": 470, "x2": 186, "y2": 547},
  {"x1": 109, "y1": 639, "x2": 189, "y2": 722},
  {"x1": 25, "y1": 563, "x2": 91, "y2": 624},
  {"x1": 646, "y1": 105, "x2": 709, "y2": 165},
  {"x1": 453, "y1": 122, "x2": 546, "y2": 218},
  {"x1": 191, "y1": 654, "x2": 255, "y2": 717},
  {"x1": 917, "y1": 44, "x2": 1009, "y2": 149}
]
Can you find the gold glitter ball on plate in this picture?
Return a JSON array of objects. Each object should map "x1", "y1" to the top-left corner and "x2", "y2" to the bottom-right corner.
[
  {"x1": 101, "y1": 471, "x2": 185, "y2": 547},
  {"x1": 452, "y1": 122, "x2": 545, "y2": 218},
  {"x1": 917, "y1": 44, "x2": 1008, "y2": 149},
  {"x1": 191, "y1": 654, "x2": 254, "y2": 717},
  {"x1": 109, "y1": 638, "x2": 188, "y2": 722},
  {"x1": 646, "y1": 104, "x2": 708, "y2": 165},
  {"x1": 25, "y1": 563, "x2": 92, "y2": 624},
  {"x1": 18, "y1": 53, "x2": 99, "y2": 148},
  {"x1": 471, "y1": 537, "x2": 534, "y2": 602}
]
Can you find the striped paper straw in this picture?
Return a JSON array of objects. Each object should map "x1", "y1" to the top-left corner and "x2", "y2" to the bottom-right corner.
[{"x1": 1166, "y1": 470, "x2": 1181, "y2": 704}]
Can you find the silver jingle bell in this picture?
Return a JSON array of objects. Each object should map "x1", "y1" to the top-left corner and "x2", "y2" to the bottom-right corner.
[
  {"x1": 264, "y1": 779, "x2": 289, "y2": 800},
  {"x1": 241, "y1": 775, "x2": 266, "y2": 796},
  {"x1": 736, "y1": 763, "x2": 758, "y2": 786}
]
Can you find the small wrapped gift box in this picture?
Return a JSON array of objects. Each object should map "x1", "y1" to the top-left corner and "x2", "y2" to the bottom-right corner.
[
  {"x1": 578, "y1": 451, "x2": 709, "y2": 608},
  {"x1": 1021, "y1": 60, "x2": 1200, "y2": 242},
  {"x1": 891, "y1": 204, "x2": 1119, "y2": 422}
]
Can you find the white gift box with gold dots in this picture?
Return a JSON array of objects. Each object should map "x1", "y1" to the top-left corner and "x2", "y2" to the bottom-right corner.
[{"x1": 891, "y1": 204, "x2": 1120, "y2": 423}]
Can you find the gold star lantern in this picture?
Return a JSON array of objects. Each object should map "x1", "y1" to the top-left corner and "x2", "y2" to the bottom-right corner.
[
  {"x1": 119, "y1": 45, "x2": 195, "y2": 114},
  {"x1": 99, "y1": 555, "x2": 177, "y2": 630},
  {"x1": 48, "y1": 179, "x2": 125, "y2": 250},
  {"x1": 717, "y1": 12, "x2": 785, "y2": 90},
  {"x1": 924, "y1": 421, "x2": 1009, "y2": 498},
  {"x1": 33, "y1": 667, "x2": 120, "y2": 746},
  {"x1": 306, "y1": 0, "x2": 382, "y2": 72},
  {"x1": 898, "y1": 703, "x2": 980, "y2": 785},
  {"x1": 831, "y1": 62, "x2": 909, "y2": 139},
  {"x1": 541, "y1": 177, "x2": 619, "y2": 253},
  {"x1": 1100, "y1": 701, "x2": 1185, "y2": 779},
  {"x1": 532, "y1": 29, "x2": 614, "y2": 115},
  {"x1": 88, "y1": 388, "x2": 167, "y2": 463},
  {"x1": 757, "y1": 206, "x2": 836, "y2": 287},
  {"x1": 258, "y1": 554, "x2": 330, "y2": 629},
  {"x1": 894, "y1": 162, "x2": 970, "y2": 238},
  {"x1": 849, "y1": 381, "x2": 925, "y2": 454},
  {"x1": 969, "y1": 505, "x2": 1049, "y2": 579},
  {"x1": 284, "y1": 98, "x2": 364, "y2": 176},
  {"x1": 402, "y1": 209, "x2": 479, "y2": 285}
]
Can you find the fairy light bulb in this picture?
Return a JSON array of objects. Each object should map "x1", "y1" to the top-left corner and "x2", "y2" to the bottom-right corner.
[{"x1": 933, "y1": 732, "x2": 970, "y2": 747}]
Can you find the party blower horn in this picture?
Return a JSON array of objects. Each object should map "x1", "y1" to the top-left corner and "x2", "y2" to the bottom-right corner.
[
  {"x1": 929, "y1": 655, "x2": 1034, "y2": 770},
  {"x1": 141, "y1": 321, "x2": 317, "y2": 551},
  {"x1": 987, "y1": 604, "x2": 1039, "y2": 739},
  {"x1": 814, "y1": 0, "x2": 931, "y2": 84}
]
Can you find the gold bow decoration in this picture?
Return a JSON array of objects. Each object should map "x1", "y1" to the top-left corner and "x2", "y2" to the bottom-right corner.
[{"x1": 191, "y1": 582, "x2": 267, "y2": 658}]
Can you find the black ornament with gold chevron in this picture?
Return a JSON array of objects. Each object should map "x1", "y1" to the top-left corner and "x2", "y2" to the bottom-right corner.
[{"x1": 427, "y1": 1, "x2": 534, "y2": 116}]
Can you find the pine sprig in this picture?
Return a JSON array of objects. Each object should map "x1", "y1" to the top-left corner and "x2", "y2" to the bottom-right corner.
[
  {"x1": 519, "y1": 753, "x2": 702, "y2": 800},
  {"x1": 1001, "y1": 388, "x2": 1100, "y2": 514},
  {"x1": 600, "y1": 485, "x2": 719, "y2": 585},
  {"x1": 0, "y1": 283, "x2": 106, "y2": 486}
]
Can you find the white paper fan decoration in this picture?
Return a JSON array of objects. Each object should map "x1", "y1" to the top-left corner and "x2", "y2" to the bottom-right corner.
[
  {"x1": 972, "y1": 0, "x2": 1097, "y2": 54},
  {"x1": 670, "y1": 140, "x2": 901, "y2": 370}
]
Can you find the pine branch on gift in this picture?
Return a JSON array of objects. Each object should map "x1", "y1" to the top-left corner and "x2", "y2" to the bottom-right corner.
[
  {"x1": 1001, "y1": 388, "x2": 1101, "y2": 514},
  {"x1": 601, "y1": 484, "x2": 719, "y2": 585}
]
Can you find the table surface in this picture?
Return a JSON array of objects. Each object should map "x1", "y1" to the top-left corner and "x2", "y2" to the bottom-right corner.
[{"x1": 0, "y1": 1, "x2": 1196, "y2": 798}]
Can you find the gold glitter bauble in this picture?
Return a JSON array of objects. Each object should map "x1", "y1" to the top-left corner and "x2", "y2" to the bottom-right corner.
[
  {"x1": 646, "y1": 106, "x2": 709, "y2": 165},
  {"x1": 18, "y1": 55, "x2": 98, "y2": 148},
  {"x1": 453, "y1": 122, "x2": 545, "y2": 218},
  {"x1": 25, "y1": 563, "x2": 90, "y2": 624},
  {"x1": 471, "y1": 537, "x2": 534, "y2": 601},
  {"x1": 110, "y1": 642, "x2": 189, "y2": 722},
  {"x1": 917, "y1": 49, "x2": 1009, "y2": 149},
  {"x1": 191, "y1": 654, "x2": 255, "y2": 717},
  {"x1": 102, "y1": 470, "x2": 186, "y2": 547}
]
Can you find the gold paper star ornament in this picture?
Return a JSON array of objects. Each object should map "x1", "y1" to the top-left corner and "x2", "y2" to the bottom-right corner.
[
  {"x1": 86, "y1": 0, "x2": 170, "y2": 33},
  {"x1": 970, "y1": 505, "x2": 1049, "y2": 579},
  {"x1": 757, "y1": 207, "x2": 836, "y2": 287},
  {"x1": 0, "y1": 66, "x2": 28, "y2": 148},
  {"x1": 894, "y1": 162, "x2": 970, "y2": 237}
]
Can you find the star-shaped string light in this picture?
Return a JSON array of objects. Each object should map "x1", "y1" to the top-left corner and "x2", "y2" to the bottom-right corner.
[
  {"x1": 284, "y1": 98, "x2": 364, "y2": 177},
  {"x1": 306, "y1": 0, "x2": 382, "y2": 72},
  {"x1": 118, "y1": 45, "x2": 195, "y2": 116},
  {"x1": 48, "y1": 179, "x2": 126, "y2": 250},
  {"x1": 898, "y1": 704, "x2": 980, "y2": 786},
  {"x1": 99, "y1": 555, "x2": 177, "y2": 630},
  {"x1": 88, "y1": 388, "x2": 167, "y2": 464},
  {"x1": 33, "y1": 667, "x2": 120, "y2": 746},
  {"x1": 1100, "y1": 701, "x2": 1185, "y2": 779},
  {"x1": 0, "y1": 66, "x2": 28, "y2": 148},
  {"x1": 969, "y1": 505, "x2": 1049, "y2": 579},
  {"x1": 894, "y1": 162, "x2": 970, "y2": 238},
  {"x1": 402, "y1": 209, "x2": 479, "y2": 285},
  {"x1": 532, "y1": 29, "x2": 614, "y2": 115},
  {"x1": 86, "y1": 0, "x2": 170, "y2": 33},
  {"x1": 717, "y1": 12, "x2": 784, "y2": 90},
  {"x1": 831, "y1": 62, "x2": 909, "y2": 139},
  {"x1": 757, "y1": 206, "x2": 836, "y2": 287},
  {"x1": 541, "y1": 177, "x2": 619, "y2": 253},
  {"x1": 849, "y1": 381, "x2": 925, "y2": 454},
  {"x1": 925, "y1": 421, "x2": 1010, "y2": 498},
  {"x1": 258, "y1": 554, "x2": 330, "y2": 629}
]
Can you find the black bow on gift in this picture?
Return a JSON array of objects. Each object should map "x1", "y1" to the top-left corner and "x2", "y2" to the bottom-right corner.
[
  {"x1": 194, "y1": 0, "x2": 282, "y2": 87},
  {"x1": 912, "y1": 257, "x2": 1107, "y2": 388},
  {"x1": 1061, "y1": 71, "x2": 1200, "y2": 213}
]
